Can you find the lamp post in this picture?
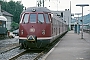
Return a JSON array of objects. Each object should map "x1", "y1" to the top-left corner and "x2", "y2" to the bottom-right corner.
[
  {"x1": 75, "y1": 13, "x2": 82, "y2": 34},
  {"x1": 76, "y1": 4, "x2": 89, "y2": 39},
  {"x1": 57, "y1": 0, "x2": 60, "y2": 11}
]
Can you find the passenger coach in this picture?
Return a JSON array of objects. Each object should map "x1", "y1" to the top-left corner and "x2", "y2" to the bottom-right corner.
[{"x1": 0, "y1": 16, "x2": 7, "y2": 38}]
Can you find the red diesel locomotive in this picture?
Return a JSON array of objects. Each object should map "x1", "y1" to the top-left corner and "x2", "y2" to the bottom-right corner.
[{"x1": 19, "y1": 7, "x2": 68, "y2": 49}]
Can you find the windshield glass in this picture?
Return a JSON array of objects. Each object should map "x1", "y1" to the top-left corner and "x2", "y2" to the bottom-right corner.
[
  {"x1": 38, "y1": 14, "x2": 44, "y2": 23},
  {"x1": 23, "y1": 13, "x2": 29, "y2": 23},
  {"x1": 44, "y1": 14, "x2": 50, "y2": 23},
  {"x1": 30, "y1": 14, "x2": 36, "y2": 23}
]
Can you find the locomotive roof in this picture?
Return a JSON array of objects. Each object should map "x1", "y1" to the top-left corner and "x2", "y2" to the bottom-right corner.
[
  {"x1": 0, "y1": 16, "x2": 7, "y2": 21},
  {"x1": 23, "y1": 7, "x2": 51, "y2": 13}
]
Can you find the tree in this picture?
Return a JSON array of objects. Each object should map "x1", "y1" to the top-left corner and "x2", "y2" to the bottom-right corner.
[
  {"x1": 11, "y1": 21, "x2": 19, "y2": 31},
  {"x1": 1, "y1": 0, "x2": 24, "y2": 23}
]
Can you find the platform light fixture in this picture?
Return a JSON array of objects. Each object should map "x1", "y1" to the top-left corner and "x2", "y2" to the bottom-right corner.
[{"x1": 76, "y1": 4, "x2": 89, "y2": 39}]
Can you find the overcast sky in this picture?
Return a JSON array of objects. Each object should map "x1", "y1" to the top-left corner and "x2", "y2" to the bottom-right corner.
[{"x1": 8, "y1": 0, "x2": 90, "y2": 16}]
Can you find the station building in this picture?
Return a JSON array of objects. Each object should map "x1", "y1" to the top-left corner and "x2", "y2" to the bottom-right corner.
[{"x1": 0, "y1": 3, "x2": 13, "y2": 31}]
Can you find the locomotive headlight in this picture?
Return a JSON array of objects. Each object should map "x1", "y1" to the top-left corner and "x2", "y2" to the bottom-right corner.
[
  {"x1": 42, "y1": 30, "x2": 45, "y2": 35},
  {"x1": 32, "y1": 8, "x2": 36, "y2": 12},
  {"x1": 21, "y1": 30, "x2": 24, "y2": 35}
]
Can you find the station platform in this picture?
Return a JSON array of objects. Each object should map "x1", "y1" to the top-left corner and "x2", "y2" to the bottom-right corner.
[{"x1": 42, "y1": 31, "x2": 90, "y2": 60}]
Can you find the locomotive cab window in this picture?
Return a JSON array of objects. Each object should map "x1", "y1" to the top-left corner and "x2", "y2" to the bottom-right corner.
[
  {"x1": 0, "y1": 21, "x2": 2, "y2": 25},
  {"x1": 30, "y1": 14, "x2": 36, "y2": 23},
  {"x1": 2, "y1": 21, "x2": 6, "y2": 28},
  {"x1": 38, "y1": 14, "x2": 44, "y2": 23},
  {"x1": 0, "y1": 21, "x2": 2, "y2": 27},
  {"x1": 23, "y1": 14, "x2": 29, "y2": 24},
  {"x1": 0, "y1": 21, "x2": 6, "y2": 28},
  {"x1": 3, "y1": 24, "x2": 6, "y2": 27},
  {"x1": 44, "y1": 14, "x2": 50, "y2": 23}
]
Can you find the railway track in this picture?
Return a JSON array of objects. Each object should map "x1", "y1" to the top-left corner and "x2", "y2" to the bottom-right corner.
[
  {"x1": 0, "y1": 36, "x2": 19, "y2": 54},
  {"x1": 0, "y1": 32, "x2": 66, "y2": 60},
  {"x1": 8, "y1": 49, "x2": 43, "y2": 60},
  {"x1": 33, "y1": 51, "x2": 44, "y2": 60},
  {"x1": 0, "y1": 46, "x2": 43, "y2": 60},
  {"x1": 0, "y1": 47, "x2": 25, "y2": 60},
  {"x1": 9, "y1": 50, "x2": 26, "y2": 60},
  {"x1": 6, "y1": 37, "x2": 61, "y2": 60},
  {"x1": 0, "y1": 37, "x2": 44, "y2": 60},
  {"x1": 15, "y1": 51, "x2": 42, "y2": 60},
  {"x1": 0, "y1": 45, "x2": 19, "y2": 54}
]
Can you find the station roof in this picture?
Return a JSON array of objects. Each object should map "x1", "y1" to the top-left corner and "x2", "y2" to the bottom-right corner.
[{"x1": 2, "y1": 10, "x2": 13, "y2": 17}]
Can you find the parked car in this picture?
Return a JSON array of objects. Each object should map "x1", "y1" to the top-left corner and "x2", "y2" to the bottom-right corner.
[
  {"x1": 9, "y1": 32, "x2": 15, "y2": 38},
  {"x1": 13, "y1": 29, "x2": 19, "y2": 36}
]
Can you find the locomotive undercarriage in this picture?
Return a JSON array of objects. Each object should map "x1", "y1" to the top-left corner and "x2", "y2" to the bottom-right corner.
[{"x1": 19, "y1": 39, "x2": 50, "y2": 49}]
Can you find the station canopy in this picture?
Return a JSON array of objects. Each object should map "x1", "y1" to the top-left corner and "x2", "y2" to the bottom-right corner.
[{"x1": 0, "y1": 16, "x2": 7, "y2": 21}]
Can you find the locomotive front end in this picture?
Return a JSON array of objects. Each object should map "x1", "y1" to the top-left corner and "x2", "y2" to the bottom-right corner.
[{"x1": 19, "y1": 7, "x2": 52, "y2": 49}]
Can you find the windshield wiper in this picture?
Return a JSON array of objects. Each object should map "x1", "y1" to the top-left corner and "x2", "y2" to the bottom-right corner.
[{"x1": 38, "y1": 20, "x2": 43, "y2": 24}]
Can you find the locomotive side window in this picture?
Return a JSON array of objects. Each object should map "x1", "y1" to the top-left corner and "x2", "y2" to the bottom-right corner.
[
  {"x1": 38, "y1": 14, "x2": 44, "y2": 23},
  {"x1": 48, "y1": 14, "x2": 52, "y2": 22},
  {"x1": 30, "y1": 14, "x2": 36, "y2": 23},
  {"x1": 23, "y1": 14, "x2": 29, "y2": 23},
  {"x1": 44, "y1": 14, "x2": 50, "y2": 23}
]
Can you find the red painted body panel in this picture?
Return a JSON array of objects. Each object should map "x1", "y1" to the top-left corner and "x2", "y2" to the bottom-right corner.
[{"x1": 19, "y1": 23, "x2": 51, "y2": 37}]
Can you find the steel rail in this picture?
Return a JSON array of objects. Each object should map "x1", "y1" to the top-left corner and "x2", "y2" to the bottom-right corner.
[{"x1": 9, "y1": 50, "x2": 26, "y2": 60}]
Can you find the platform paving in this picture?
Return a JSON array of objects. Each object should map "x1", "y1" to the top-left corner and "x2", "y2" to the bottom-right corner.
[{"x1": 43, "y1": 31, "x2": 90, "y2": 60}]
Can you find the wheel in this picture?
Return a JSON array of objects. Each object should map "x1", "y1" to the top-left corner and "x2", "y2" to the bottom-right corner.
[
  {"x1": 19, "y1": 43, "x2": 24, "y2": 49},
  {"x1": 23, "y1": 42, "x2": 28, "y2": 49}
]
